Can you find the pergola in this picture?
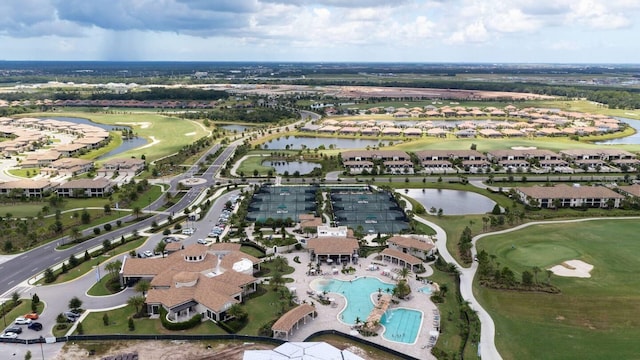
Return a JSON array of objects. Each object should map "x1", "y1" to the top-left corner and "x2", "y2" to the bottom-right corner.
[
  {"x1": 272, "y1": 303, "x2": 316, "y2": 340},
  {"x1": 380, "y1": 248, "x2": 422, "y2": 272}
]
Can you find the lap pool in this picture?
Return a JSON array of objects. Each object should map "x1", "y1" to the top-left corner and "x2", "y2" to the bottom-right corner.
[{"x1": 311, "y1": 277, "x2": 423, "y2": 344}]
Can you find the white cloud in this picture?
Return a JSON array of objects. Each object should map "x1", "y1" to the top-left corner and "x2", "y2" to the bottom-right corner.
[{"x1": 447, "y1": 21, "x2": 489, "y2": 44}]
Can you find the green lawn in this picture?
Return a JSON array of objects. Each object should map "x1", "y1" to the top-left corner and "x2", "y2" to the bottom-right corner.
[
  {"x1": 475, "y1": 219, "x2": 640, "y2": 360},
  {"x1": 78, "y1": 305, "x2": 227, "y2": 335},
  {"x1": 87, "y1": 275, "x2": 122, "y2": 296},
  {"x1": 238, "y1": 286, "x2": 293, "y2": 335},
  {"x1": 240, "y1": 245, "x2": 266, "y2": 258},
  {"x1": 0, "y1": 300, "x2": 44, "y2": 326},
  {"x1": 7, "y1": 168, "x2": 40, "y2": 178},
  {"x1": 235, "y1": 153, "x2": 273, "y2": 176},
  {"x1": 41, "y1": 238, "x2": 145, "y2": 285},
  {"x1": 24, "y1": 111, "x2": 209, "y2": 162}
]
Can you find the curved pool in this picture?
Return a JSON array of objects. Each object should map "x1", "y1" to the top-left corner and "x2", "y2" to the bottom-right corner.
[{"x1": 311, "y1": 277, "x2": 423, "y2": 344}]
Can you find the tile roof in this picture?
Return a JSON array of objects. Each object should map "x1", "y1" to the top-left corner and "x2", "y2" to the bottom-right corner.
[
  {"x1": 381, "y1": 248, "x2": 422, "y2": 265},
  {"x1": 517, "y1": 184, "x2": 624, "y2": 200},
  {"x1": 272, "y1": 304, "x2": 316, "y2": 332},
  {"x1": 387, "y1": 236, "x2": 435, "y2": 252},
  {"x1": 307, "y1": 237, "x2": 359, "y2": 255}
]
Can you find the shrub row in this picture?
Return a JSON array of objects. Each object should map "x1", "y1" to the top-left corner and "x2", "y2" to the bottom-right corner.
[{"x1": 159, "y1": 307, "x2": 202, "y2": 331}]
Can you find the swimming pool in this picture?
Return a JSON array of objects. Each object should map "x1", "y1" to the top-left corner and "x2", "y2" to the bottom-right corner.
[
  {"x1": 419, "y1": 286, "x2": 432, "y2": 294},
  {"x1": 311, "y1": 277, "x2": 395, "y2": 325},
  {"x1": 311, "y1": 277, "x2": 423, "y2": 344},
  {"x1": 381, "y1": 308, "x2": 423, "y2": 344}
]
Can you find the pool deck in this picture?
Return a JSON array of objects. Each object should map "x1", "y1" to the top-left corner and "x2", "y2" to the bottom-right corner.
[{"x1": 276, "y1": 251, "x2": 438, "y2": 360}]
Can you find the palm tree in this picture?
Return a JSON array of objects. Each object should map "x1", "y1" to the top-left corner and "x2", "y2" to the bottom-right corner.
[
  {"x1": 133, "y1": 206, "x2": 142, "y2": 219},
  {"x1": 270, "y1": 271, "x2": 284, "y2": 291},
  {"x1": 399, "y1": 267, "x2": 410, "y2": 280},
  {"x1": 227, "y1": 303, "x2": 247, "y2": 321},
  {"x1": 532, "y1": 266, "x2": 541, "y2": 284},
  {"x1": 105, "y1": 260, "x2": 122, "y2": 280},
  {"x1": 273, "y1": 256, "x2": 288, "y2": 273},
  {"x1": 134, "y1": 280, "x2": 150, "y2": 296},
  {"x1": 127, "y1": 295, "x2": 146, "y2": 315},
  {"x1": 546, "y1": 269, "x2": 553, "y2": 284}
]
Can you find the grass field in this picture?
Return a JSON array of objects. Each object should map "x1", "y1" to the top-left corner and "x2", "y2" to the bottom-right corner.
[
  {"x1": 78, "y1": 305, "x2": 227, "y2": 335},
  {"x1": 475, "y1": 219, "x2": 640, "y2": 360},
  {"x1": 24, "y1": 111, "x2": 209, "y2": 162}
]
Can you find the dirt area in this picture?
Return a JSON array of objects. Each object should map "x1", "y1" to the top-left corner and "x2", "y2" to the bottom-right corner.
[
  {"x1": 330, "y1": 85, "x2": 555, "y2": 100},
  {"x1": 53, "y1": 338, "x2": 398, "y2": 360},
  {"x1": 54, "y1": 340, "x2": 275, "y2": 360}
]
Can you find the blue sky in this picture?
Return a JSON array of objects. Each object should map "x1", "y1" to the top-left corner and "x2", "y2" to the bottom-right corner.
[{"x1": 1, "y1": 0, "x2": 638, "y2": 63}]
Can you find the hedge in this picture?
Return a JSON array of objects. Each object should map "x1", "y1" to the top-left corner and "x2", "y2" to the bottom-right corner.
[{"x1": 159, "y1": 307, "x2": 202, "y2": 331}]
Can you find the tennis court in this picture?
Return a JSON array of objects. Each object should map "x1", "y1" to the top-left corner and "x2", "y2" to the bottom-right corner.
[
  {"x1": 246, "y1": 185, "x2": 318, "y2": 222},
  {"x1": 329, "y1": 187, "x2": 409, "y2": 234}
]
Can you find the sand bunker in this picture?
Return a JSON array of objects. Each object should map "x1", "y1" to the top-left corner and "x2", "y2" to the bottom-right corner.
[
  {"x1": 115, "y1": 121, "x2": 151, "y2": 129},
  {"x1": 549, "y1": 259, "x2": 593, "y2": 278},
  {"x1": 184, "y1": 132, "x2": 196, "y2": 136}
]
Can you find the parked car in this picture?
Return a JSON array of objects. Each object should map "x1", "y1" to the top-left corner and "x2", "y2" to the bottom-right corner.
[
  {"x1": 14, "y1": 317, "x2": 31, "y2": 325},
  {"x1": 4, "y1": 326, "x2": 22, "y2": 334},
  {"x1": 197, "y1": 238, "x2": 208, "y2": 245},
  {"x1": 24, "y1": 312, "x2": 39, "y2": 320},
  {"x1": 0, "y1": 332, "x2": 18, "y2": 339},
  {"x1": 181, "y1": 228, "x2": 195, "y2": 235},
  {"x1": 27, "y1": 322, "x2": 43, "y2": 331},
  {"x1": 143, "y1": 250, "x2": 154, "y2": 258},
  {"x1": 63, "y1": 312, "x2": 79, "y2": 322}
]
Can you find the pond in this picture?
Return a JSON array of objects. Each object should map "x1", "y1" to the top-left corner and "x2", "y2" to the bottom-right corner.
[
  {"x1": 262, "y1": 160, "x2": 320, "y2": 175},
  {"x1": 219, "y1": 124, "x2": 253, "y2": 133},
  {"x1": 43, "y1": 116, "x2": 147, "y2": 159},
  {"x1": 261, "y1": 136, "x2": 388, "y2": 150},
  {"x1": 595, "y1": 117, "x2": 640, "y2": 145},
  {"x1": 401, "y1": 188, "x2": 497, "y2": 215}
]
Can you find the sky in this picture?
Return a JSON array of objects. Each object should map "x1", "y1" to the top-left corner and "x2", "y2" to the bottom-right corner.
[{"x1": 1, "y1": 0, "x2": 639, "y2": 63}]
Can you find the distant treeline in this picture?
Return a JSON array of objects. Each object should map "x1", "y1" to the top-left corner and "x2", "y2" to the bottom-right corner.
[
  {"x1": 179, "y1": 107, "x2": 298, "y2": 123},
  {"x1": 56, "y1": 88, "x2": 228, "y2": 101}
]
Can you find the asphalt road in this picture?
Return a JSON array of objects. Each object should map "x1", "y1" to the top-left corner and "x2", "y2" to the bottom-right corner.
[
  {"x1": 0, "y1": 143, "x2": 236, "y2": 298},
  {"x1": 0, "y1": 110, "x2": 316, "y2": 298}
]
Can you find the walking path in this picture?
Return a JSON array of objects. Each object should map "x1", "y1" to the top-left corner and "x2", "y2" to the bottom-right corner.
[{"x1": 413, "y1": 216, "x2": 502, "y2": 360}]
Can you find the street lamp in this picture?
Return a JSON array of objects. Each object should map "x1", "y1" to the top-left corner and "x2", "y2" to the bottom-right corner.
[{"x1": 39, "y1": 336, "x2": 45, "y2": 360}]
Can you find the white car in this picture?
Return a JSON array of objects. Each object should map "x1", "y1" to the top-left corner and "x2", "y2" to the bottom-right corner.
[
  {"x1": 182, "y1": 228, "x2": 195, "y2": 235},
  {"x1": 0, "y1": 332, "x2": 18, "y2": 339},
  {"x1": 143, "y1": 250, "x2": 154, "y2": 258},
  {"x1": 14, "y1": 317, "x2": 31, "y2": 325},
  {"x1": 197, "y1": 239, "x2": 208, "y2": 245}
]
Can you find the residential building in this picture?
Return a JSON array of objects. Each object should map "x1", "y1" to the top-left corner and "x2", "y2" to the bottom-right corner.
[
  {"x1": 0, "y1": 179, "x2": 56, "y2": 198},
  {"x1": 515, "y1": 184, "x2": 624, "y2": 208},
  {"x1": 57, "y1": 178, "x2": 113, "y2": 198}
]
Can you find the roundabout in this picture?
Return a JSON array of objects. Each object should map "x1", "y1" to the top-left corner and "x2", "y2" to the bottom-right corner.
[{"x1": 179, "y1": 177, "x2": 207, "y2": 187}]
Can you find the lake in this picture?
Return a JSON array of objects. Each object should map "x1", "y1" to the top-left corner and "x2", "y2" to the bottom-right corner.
[
  {"x1": 219, "y1": 124, "x2": 253, "y2": 133},
  {"x1": 401, "y1": 188, "x2": 497, "y2": 215},
  {"x1": 596, "y1": 118, "x2": 640, "y2": 145},
  {"x1": 261, "y1": 136, "x2": 387, "y2": 150},
  {"x1": 43, "y1": 116, "x2": 148, "y2": 159},
  {"x1": 262, "y1": 160, "x2": 321, "y2": 175}
]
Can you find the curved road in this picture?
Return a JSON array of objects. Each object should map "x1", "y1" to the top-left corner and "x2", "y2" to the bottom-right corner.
[{"x1": 0, "y1": 110, "x2": 319, "y2": 298}]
